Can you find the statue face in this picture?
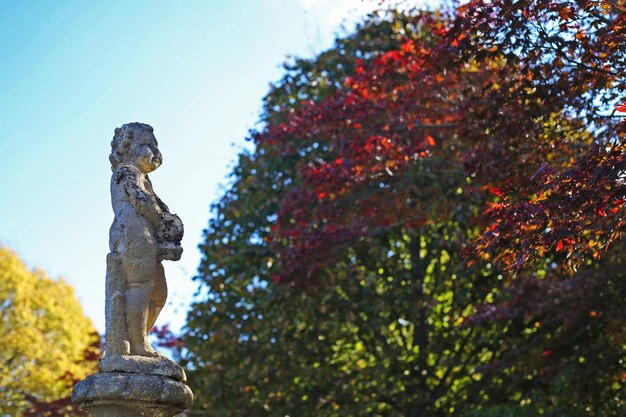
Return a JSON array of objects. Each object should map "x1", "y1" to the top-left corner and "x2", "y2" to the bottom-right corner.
[{"x1": 127, "y1": 131, "x2": 163, "y2": 173}]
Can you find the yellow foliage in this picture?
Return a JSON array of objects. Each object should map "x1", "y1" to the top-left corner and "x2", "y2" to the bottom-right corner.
[{"x1": 0, "y1": 247, "x2": 99, "y2": 414}]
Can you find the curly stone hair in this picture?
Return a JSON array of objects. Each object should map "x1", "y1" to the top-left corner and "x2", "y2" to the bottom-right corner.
[{"x1": 109, "y1": 122, "x2": 154, "y2": 169}]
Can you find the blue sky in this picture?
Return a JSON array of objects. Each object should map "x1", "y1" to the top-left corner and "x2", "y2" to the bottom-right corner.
[{"x1": 0, "y1": 0, "x2": 414, "y2": 333}]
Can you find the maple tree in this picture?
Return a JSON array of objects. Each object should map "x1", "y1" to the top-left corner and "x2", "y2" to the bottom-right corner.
[
  {"x1": 185, "y1": 1, "x2": 625, "y2": 416},
  {"x1": 454, "y1": 0, "x2": 626, "y2": 270}
]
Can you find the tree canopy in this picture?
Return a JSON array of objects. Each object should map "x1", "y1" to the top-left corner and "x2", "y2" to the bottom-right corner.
[
  {"x1": 184, "y1": 2, "x2": 625, "y2": 416},
  {"x1": 0, "y1": 247, "x2": 99, "y2": 416}
]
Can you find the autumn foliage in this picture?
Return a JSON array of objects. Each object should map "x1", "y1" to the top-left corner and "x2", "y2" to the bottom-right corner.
[
  {"x1": 0, "y1": 247, "x2": 100, "y2": 416},
  {"x1": 455, "y1": 0, "x2": 626, "y2": 270},
  {"x1": 261, "y1": 0, "x2": 626, "y2": 281}
]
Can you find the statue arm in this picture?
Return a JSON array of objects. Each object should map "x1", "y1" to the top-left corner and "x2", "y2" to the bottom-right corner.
[
  {"x1": 116, "y1": 165, "x2": 163, "y2": 227},
  {"x1": 144, "y1": 178, "x2": 170, "y2": 213}
]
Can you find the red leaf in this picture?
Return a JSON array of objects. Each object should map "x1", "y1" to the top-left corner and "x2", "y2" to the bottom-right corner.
[{"x1": 489, "y1": 187, "x2": 504, "y2": 197}]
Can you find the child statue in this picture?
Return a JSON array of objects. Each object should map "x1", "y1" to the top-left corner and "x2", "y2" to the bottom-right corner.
[
  {"x1": 105, "y1": 123, "x2": 183, "y2": 357},
  {"x1": 72, "y1": 123, "x2": 192, "y2": 416}
]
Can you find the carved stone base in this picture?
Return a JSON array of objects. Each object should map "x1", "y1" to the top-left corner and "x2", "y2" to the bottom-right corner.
[{"x1": 72, "y1": 356, "x2": 193, "y2": 417}]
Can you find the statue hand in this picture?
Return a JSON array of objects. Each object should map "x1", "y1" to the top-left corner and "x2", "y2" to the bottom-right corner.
[{"x1": 157, "y1": 244, "x2": 183, "y2": 261}]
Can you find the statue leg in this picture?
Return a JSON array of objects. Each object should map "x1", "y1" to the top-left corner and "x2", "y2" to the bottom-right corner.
[
  {"x1": 146, "y1": 262, "x2": 167, "y2": 334},
  {"x1": 122, "y1": 257, "x2": 159, "y2": 357},
  {"x1": 104, "y1": 253, "x2": 130, "y2": 356}
]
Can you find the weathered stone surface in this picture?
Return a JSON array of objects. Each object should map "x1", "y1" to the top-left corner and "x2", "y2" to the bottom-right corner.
[
  {"x1": 99, "y1": 355, "x2": 186, "y2": 382},
  {"x1": 105, "y1": 123, "x2": 184, "y2": 357},
  {"x1": 72, "y1": 373, "x2": 193, "y2": 417}
]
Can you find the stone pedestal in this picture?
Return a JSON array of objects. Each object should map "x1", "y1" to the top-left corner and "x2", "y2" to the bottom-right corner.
[{"x1": 72, "y1": 356, "x2": 193, "y2": 417}]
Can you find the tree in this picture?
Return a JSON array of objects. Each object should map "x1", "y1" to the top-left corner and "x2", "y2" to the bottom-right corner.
[
  {"x1": 186, "y1": 8, "x2": 503, "y2": 416},
  {"x1": 0, "y1": 247, "x2": 100, "y2": 416},
  {"x1": 184, "y1": 2, "x2": 625, "y2": 416},
  {"x1": 260, "y1": 1, "x2": 625, "y2": 413}
]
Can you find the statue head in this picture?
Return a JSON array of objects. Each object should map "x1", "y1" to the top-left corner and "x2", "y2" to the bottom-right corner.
[{"x1": 110, "y1": 123, "x2": 163, "y2": 173}]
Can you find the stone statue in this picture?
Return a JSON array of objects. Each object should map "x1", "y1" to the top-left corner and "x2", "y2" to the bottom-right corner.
[
  {"x1": 72, "y1": 123, "x2": 193, "y2": 417},
  {"x1": 106, "y1": 122, "x2": 183, "y2": 357}
]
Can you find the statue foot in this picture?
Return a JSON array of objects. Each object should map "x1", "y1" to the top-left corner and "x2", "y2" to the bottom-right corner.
[
  {"x1": 104, "y1": 339, "x2": 130, "y2": 357},
  {"x1": 131, "y1": 342, "x2": 161, "y2": 357}
]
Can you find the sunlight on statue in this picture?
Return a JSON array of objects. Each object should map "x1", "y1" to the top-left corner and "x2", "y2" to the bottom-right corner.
[
  {"x1": 106, "y1": 123, "x2": 183, "y2": 357},
  {"x1": 72, "y1": 124, "x2": 192, "y2": 416}
]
